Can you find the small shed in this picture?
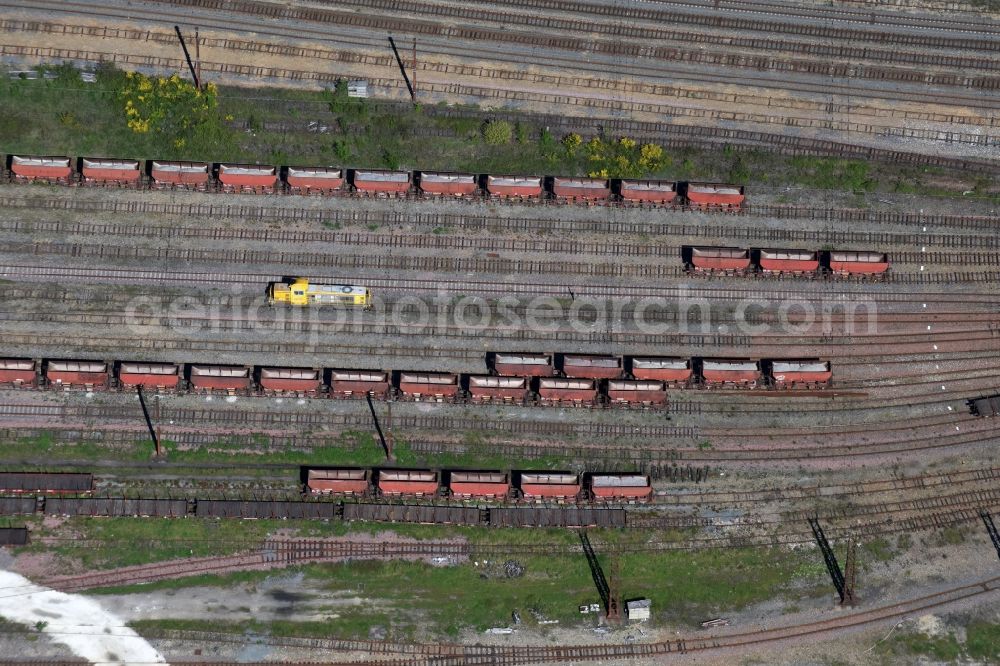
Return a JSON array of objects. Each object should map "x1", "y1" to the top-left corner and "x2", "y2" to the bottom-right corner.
[{"x1": 626, "y1": 599, "x2": 651, "y2": 621}]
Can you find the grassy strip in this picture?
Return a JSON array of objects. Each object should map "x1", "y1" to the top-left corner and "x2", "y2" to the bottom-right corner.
[
  {"x1": 880, "y1": 620, "x2": 1000, "y2": 662},
  {"x1": 1, "y1": 65, "x2": 994, "y2": 198},
  {"x1": 117, "y1": 544, "x2": 826, "y2": 639},
  {"x1": 0, "y1": 431, "x2": 573, "y2": 475}
]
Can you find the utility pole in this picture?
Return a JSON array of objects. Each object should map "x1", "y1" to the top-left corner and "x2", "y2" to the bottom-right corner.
[
  {"x1": 387, "y1": 36, "x2": 415, "y2": 102},
  {"x1": 411, "y1": 38, "x2": 417, "y2": 100},
  {"x1": 842, "y1": 535, "x2": 858, "y2": 606},
  {"x1": 386, "y1": 400, "x2": 395, "y2": 462},
  {"x1": 174, "y1": 25, "x2": 200, "y2": 90},
  {"x1": 195, "y1": 27, "x2": 202, "y2": 90},
  {"x1": 136, "y1": 386, "x2": 161, "y2": 457}
]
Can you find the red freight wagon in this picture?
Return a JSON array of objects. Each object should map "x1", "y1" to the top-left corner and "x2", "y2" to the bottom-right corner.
[
  {"x1": 467, "y1": 375, "x2": 528, "y2": 403},
  {"x1": 307, "y1": 468, "x2": 369, "y2": 495},
  {"x1": 758, "y1": 249, "x2": 819, "y2": 274},
  {"x1": 353, "y1": 169, "x2": 411, "y2": 195},
  {"x1": 259, "y1": 367, "x2": 321, "y2": 394},
  {"x1": 189, "y1": 365, "x2": 251, "y2": 393},
  {"x1": 590, "y1": 474, "x2": 652, "y2": 500},
  {"x1": 149, "y1": 160, "x2": 210, "y2": 189},
  {"x1": 689, "y1": 247, "x2": 751, "y2": 272},
  {"x1": 329, "y1": 370, "x2": 389, "y2": 398},
  {"x1": 770, "y1": 360, "x2": 832, "y2": 388},
  {"x1": 619, "y1": 179, "x2": 677, "y2": 204},
  {"x1": 486, "y1": 175, "x2": 543, "y2": 198},
  {"x1": 217, "y1": 164, "x2": 278, "y2": 192},
  {"x1": 537, "y1": 378, "x2": 598, "y2": 404},
  {"x1": 418, "y1": 172, "x2": 478, "y2": 196},
  {"x1": 607, "y1": 380, "x2": 667, "y2": 406},
  {"x1": 81, "y1": 158, "x2": 141, "y2": 185},
  {"x1": 378, "y1": 469, "x2": 440, "y2": 496},
  {"x1": 118, "y1": 362, "x2": 180, "y2": 390},
  {"x1": 10, "y1": 155, "x2": 73, "y2": 183},
  {"x1": 45, "y1": 360, "x2": 108, "y2": 389},
  {"x1": 398, "y1": 372, "x2": 459, "y2": 400},
  {"x1": 630, "y1": 357, "x2": 692, "y2": 384},
  {"x1": 519, "y1": 472, "x2": 581, "y2": 500},
  {"x1": 828, "y1": 251, "x2": 890, "y2": 275},
  {"x1": 552, "y1": 177, "x2": 611, "y2": 201},
  {"x1": 685, "y1": 183, "x2": 745, "y2": 207},
  {"x1": 561, "y1": 354, "x2": 621, "y2": 379},
  {"x1": 492, "y1": 353, "x2": 553, "y2": 377},
  {"x1": 449, "y1": 471, "x2": 510, "y2": 499},
  {"x1": 701, "y1": 359, "x2": 761, "y2": 387},
  {"x1": 0, "y1": 359, "x2": 35, "y2": 387},
  {"x1": 285, "y1": 166, "x2": 344, "y2": 193}
]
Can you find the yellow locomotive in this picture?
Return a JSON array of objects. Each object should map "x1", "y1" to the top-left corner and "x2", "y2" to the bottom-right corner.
[{"x1": 267, "y1": 278, "x2": 371, "y2": 307}]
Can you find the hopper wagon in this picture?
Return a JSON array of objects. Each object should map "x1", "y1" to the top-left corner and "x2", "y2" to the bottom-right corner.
[
  {"x1": 628, "y1": 357, "x2": 692, "y2": 385},
  {"x1": 589, "y1": 474, "x2": 652, "y2": 501},
  {"x1": 9, "y1": 155, "x2": 73, "y2": 183},
  {"x1": 117, "y1": 362, "x2": 181, "y2": 390},
  {"x1": 0, "y1": 472, "x2": 93, "y2": 494},
  {"x1": 284, "y1": 166, "x2": 344, "y2": 194},
  {"x1": 378, "y1": 469, "x2": 440, "y2": 497},
  {"x1": 486, "y1": 174, "x2": 543, "y2": 198},
  {"x1": 329, "y1": 370, "x2": 390, "y2": 399},
  {"x1": 352, "y1": 169, "x2": 411, "y2": 195},
  {"x1": 687, "y1": 246, "x2": 752, "y2": 272},
  {"x1": 0, "y1": 358, "x2": 36, "y2": 387},
  {"x1": 826, "y1": 251, "x2": 890, "y2": 275},
  {"x1": 307, "y1": 468, "x2": 370, "y2": 495},
  {"x1": 757, "y1": 249, "x2": 819, "y2": 274},
  {"x1": 491, "y1": 352, "x2": 553, "y2": 377},
  {"x1": 700, "y1": 359, "x2": 761, "y2": 387},
  {"x1": 519, "y1": 472, "x2": 581, "y2": 500},
  {"x1": 768, "y1": 360, "x2": 832, "y2": 388},
  {"x1": 448, "y1": 471, "x2": 510, "y2": 499},
  {"x1": 417, "y1": 171, "x2": 478, "y2": 196},
  {"x1": 257, "y1": 367, "x2": 322, "y2": 395},
  {"x1": 606, "y1": 380, "x2": 667, "y2": 406},
  {"x1": 466, "y1": 375, "x2": 528, "y2": 403},
  {"x1": 537, "y1": 378, "x2": 598, "y2": 405},
  {"x1": 684, "y1": 182, "x2": 745, "y2": 208},
  {"x1": 44, "y1": 360, "x2": 108, "y2": 390},
  {"x1": 149, "y1": 160, "x2": 210, "y2": 190},
  {"x1": 188, "y1": 364, "x2": 251, "y2": 394},
  {"x1": 80, "y1": 158, "x2": 141, "y2": 186},
  {"x1": 618, "y1": 179, "x2": 677, "y2": 204},
  {"x1": 397, "y1": 372, "x2": 459, "y2": 401},
  {"x1": 551, "y1": 176, "x2": 611, "y2": 201},
  {"x1": 216, "y1": 163, "x2": 278, "y2": 193},
  {"x1": 560, "y1": 354, "x2": 622, "y2": 379}
]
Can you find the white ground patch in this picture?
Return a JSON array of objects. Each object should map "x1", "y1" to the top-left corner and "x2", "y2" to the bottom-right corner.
[{"x1": 0, "y1": 570, "x2": 168, "y2": 666}]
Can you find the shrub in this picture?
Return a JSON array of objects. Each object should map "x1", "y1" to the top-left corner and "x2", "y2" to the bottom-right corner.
[
  {"x1": 561, "y1": 133, "x2": 582, "y2": 155},
  {"x1": 117, "y1": 72, "x2": 218, "y2": 140},
  {"x1": 482, "y1": 119, "x2": 513, "y2": 145}
]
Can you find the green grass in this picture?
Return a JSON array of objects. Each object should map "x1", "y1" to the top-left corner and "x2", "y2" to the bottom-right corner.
[
  {"x1": 1, "y1": 64, "x2": 994, "y2": 197},
  {"x1": 113, "y1": 542, "x2": 827, "y2": 639},
  {"x1": 966, "y1": 621, "x2": 1000, "y2": 661}
]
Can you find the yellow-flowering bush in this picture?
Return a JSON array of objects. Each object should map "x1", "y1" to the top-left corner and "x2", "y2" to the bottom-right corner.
[
  {"x1": 117, "y1": 72, "x2": 218, "y2": 139},
  {"x1": 579, "y1": 136, "x2": 670, "y2": 178}
]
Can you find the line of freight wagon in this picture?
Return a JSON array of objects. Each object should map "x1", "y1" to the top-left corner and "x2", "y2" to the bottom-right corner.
[
  {"x1": 0, "y1": 354, "x2": 833, "y2": 405},
  {"x1": 0, "y1": 469, "x2": 652, "y2": 502},
  {"x1": 3, "y1": 155, "x2": 745, "y2": 207}
]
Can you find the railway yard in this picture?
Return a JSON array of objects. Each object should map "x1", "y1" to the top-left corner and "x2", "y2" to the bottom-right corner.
[{"x1": 0, "y1": 0, "x2": 999, "y2": 665}]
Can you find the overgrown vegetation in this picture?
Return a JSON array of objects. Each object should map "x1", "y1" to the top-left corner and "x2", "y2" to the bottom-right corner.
[
  {"x1": 880, "y1": 620, "x2": 1000, "y2": 663},
  {"x1": 1, "y1": 64, "x2": 995, "y2": 198},
  {"x1": 116, "y1": 542, "x2": 826, "y2": 639}
]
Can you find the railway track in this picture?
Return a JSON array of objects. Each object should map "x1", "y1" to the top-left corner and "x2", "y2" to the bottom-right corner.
[
  {"x1": 3, "y1": 263, "x2": 1000, "y2": 305},
  {"x1": 3, "y1": 194, "x2": 998, "y2": 236},
  {"x1": 3, "y1": 218, "x2": 1000, "y2": 264},
  {"x1": 4, "y1": 240, "x2": 998, "y2": 282}
]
